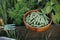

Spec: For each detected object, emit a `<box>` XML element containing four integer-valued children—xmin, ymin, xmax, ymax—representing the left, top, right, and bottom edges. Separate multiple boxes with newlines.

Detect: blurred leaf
<box><xmin>14</xmin><ymin>18</ymin><xmax>21</xmax><ymax>25</ymax></box>
<box><xmin>8</xmin><ymin>1</ymin><xmax>30</xmax><ymax>25</ymax></box>
<box><xmin>52</xmin><ymin>13</ymin><xmax>60</xmax><ymax>24</ymax></box>
<box><xmin>41</xmin><ymin>1</ymin><xmax>52</xmax><ymax>14</ymax></box>
<box><xmin>52</xmin><ymin>3</ymin><xmax>60</xmax><ymax>24</ymax></box>
<box><xmin>53</xmin><ymin>4</ymin><xmax>60</xmax><ymax>13</ymax></box>
<box><xmin>38</xmin><ymin>0</ymin><xmax>42</xmax><ymax>3</ymax></box>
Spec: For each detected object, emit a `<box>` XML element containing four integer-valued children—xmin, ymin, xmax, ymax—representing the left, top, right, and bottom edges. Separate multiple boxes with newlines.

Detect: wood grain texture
<box><xmin>0</xmin><ymin>24</ymin><xmax>60</xmax><ymax>40</ymax></box>
<box><xmin>16</xmin><ymin>24</ymin><xmax>60</xmax><ymax>40</ymax></box>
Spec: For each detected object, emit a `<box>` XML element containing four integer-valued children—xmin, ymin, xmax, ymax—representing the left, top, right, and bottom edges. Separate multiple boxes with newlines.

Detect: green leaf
<box><xmin>42</xmin><ymin>2</ymin><xmax>52</xmax><ymax>14</ymax></box>
<box><xmin>38</xmin><ymin>0</ymin><xmax>42</xmax><ymax>3</ymax></box>
<box><xmin>52</xmin><ymin>3</ymin><xmax>60</xmax><ymax>24</ymax></box>
<box><xmin>53</xmin><ymin>4</ymin><xmax>60</xmax><ymax>14</ymax></box>
<box><xmin>52</xmin><ymin>13</ymin><xmax>60</xmax><ymax>24</ymax></box>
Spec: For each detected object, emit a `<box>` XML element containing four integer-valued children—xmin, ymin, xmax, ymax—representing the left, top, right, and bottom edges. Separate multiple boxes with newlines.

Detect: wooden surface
<box><xmin>0</xmin><ymin>24</ymin><xmax>60</xmax><ymax>40</ymax></box>
<box><xmin>16</xmin><ymin>24</ymin><xmax>60</xmax><ymax>40</ymax></box>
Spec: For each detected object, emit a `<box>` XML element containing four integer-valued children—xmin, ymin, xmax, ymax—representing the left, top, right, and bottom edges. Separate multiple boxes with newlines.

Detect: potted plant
<box><xmin>23</xmin><ymin>10</ymin><xmax>52</xmax><ymax>32</ymax></box>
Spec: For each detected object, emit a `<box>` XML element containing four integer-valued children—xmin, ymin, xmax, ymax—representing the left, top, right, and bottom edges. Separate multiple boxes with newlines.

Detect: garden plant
<box><xmin>0</xmin><ymin>0</ymin><xmax>60</xmax><ymax>40</ymax></box>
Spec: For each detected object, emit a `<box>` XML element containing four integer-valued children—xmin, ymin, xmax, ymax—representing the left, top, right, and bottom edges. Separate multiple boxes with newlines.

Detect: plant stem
<box><xmin>5</xmin><ymin>30</ymin><xmax>10</xmax><ymax>37</ymax></box>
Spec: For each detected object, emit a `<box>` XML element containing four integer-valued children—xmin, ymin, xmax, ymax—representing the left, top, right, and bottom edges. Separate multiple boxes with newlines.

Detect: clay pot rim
<box><xmin>23</xmin><ymin>10</ymin><xmax>52</xmax><ymax>29</ymax></box>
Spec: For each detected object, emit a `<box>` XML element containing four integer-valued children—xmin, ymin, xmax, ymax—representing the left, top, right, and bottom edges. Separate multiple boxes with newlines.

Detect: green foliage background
<box><xmin>0</xmin><ymin>0</ymin><xmax>60</xmax><ymax>25</ymax></box>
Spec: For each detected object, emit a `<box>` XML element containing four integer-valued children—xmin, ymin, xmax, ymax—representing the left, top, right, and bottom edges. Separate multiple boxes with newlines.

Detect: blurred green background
<box><xmin>0</xmin><ymin>0</ymin><xmax>60</xmax><ymax>25</ymax></box>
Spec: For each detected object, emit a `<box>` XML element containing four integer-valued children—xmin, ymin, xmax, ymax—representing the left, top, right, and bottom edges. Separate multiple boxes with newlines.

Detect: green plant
<box><xmin>26</xmin><ymin>12</ymin><xmax>50</xmax><ymax>27</ymax></box>
<box><xmin>0</xmin><ymin>0</ymin><xmax>60</xmax><ymax>25</ymax></box>
<box><xmin>51</xmin><ymin>0</ymin><xmax>60</xmax><ymax>24</ymax></box>
<box><xmin>3</xmin><ymin>24</ymin><xmax>20</xmax><ymax>40</ymax></box>
<box><xmin>0</xmin><ymin>0</ymin><xmax>7</xmax><ymax>24</ymax></box>
<box><xmin>3</xmin><ymin>24</ymin><xmax>16</xmax><ymax>38</ymax></box>
<box><xmin>8</xmin><ymin>0</ymin><xmax>43</xmax><ymax>25</ymax></box>
<box><xmin>40</xmin><ymin>0</ymin><xmax>60</xmax><ymax>24</ymax></box>
<box><xmin>8</xmin><ymin>0</ymin><xmax>29</xmax><ymax>25</ymax></box>
<box><xmin>0</xmin><ymin>0</ymin><xmax>14</xmax><ymax>24</ymax></box>
<box><xmin>0</xmin><ymin>0</ymin><xmax>50</xmax><ymax>25</ymax></box>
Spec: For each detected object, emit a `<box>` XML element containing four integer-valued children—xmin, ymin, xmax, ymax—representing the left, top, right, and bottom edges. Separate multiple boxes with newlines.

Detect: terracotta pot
<box><xmin>23</xmin><ymin>10</ymin><xmax>52</xmax><ymax>32</ymax></box>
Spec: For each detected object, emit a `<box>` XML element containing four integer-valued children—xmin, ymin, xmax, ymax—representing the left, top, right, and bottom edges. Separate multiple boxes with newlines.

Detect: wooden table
<box><xmin>16</xmin><ymin>24</ymin><xmax>60</xmax><ymax>40</ymax></box>
<box><xmin>0</xmin><ymin>24</ymin><xmax>60</xmax><ymax>40</ymax></box>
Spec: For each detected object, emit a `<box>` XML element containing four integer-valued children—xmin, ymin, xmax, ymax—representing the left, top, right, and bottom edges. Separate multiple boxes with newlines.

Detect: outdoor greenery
<box><xmin>8</xmin><ymin>1</ymin><xmax>29</xmax><ymax>25</ymax></box>
<box><xmin>26</xmin><ymin>12</ymin><xmax>50</xmax><ymax>27</ymax></box>
<box><xmin>0</xmin><ymin>0</ymin><xmax>60</xmax><ymax>25</ymax></box>
<box><xmin>41</xmin><ymin>0</ymin><xmax>60</xmax><ymax>24</ymax></box>
<box><xmin>0</xmin><ymin>0</ymin><xmax>60</xmax><ymax>40</ymax></box>
<box><xmin>0</xmin><ymin>0</ymin><xmax>7</xmax><ymax>24</ymax></box>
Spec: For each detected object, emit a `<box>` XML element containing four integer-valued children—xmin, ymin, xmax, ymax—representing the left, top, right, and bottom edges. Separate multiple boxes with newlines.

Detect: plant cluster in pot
<box><xmin>23</xmin><ymin>10</ymin><xmax>52</xmax><ymax>32</ymax></box>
